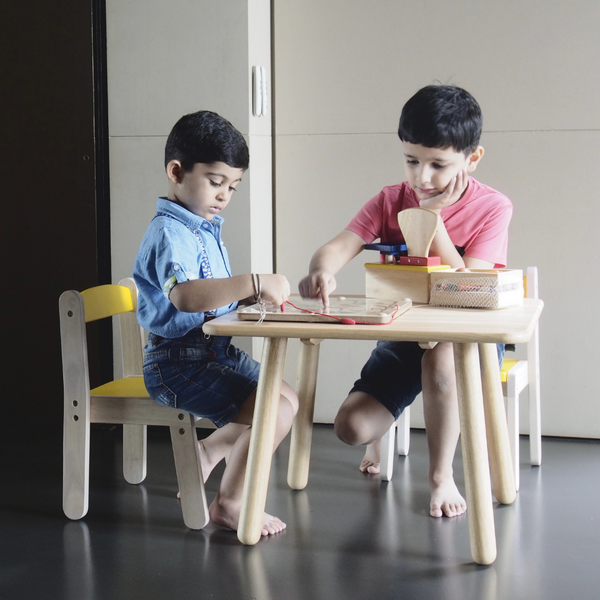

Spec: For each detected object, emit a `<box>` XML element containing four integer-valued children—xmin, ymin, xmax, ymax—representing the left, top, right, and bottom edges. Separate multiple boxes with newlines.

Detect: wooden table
<box><xmin>203</xmin><ymin>298</ymin><xmax>544</xmax><ymax>564</ymax></box>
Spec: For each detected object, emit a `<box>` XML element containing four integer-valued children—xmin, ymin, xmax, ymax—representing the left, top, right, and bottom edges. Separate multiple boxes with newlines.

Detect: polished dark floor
<box><xmin>2</xmin><ymin>424</ymin><xmax>600</xmax><ymax>600</ymax></box>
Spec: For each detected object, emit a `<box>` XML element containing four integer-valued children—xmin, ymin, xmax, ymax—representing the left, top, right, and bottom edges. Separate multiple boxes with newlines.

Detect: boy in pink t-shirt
<box><xmin>299</xmin><ymin>85</ymin><xmax>512</xmax><ymax>518</ymax></box>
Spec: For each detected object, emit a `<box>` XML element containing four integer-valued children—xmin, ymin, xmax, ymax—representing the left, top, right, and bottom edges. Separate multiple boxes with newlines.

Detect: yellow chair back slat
<box><xmin>91</xmin><ymin>376</ymin><xmax>149</xmax><ymax>398</ymax></box>
<box><xmin>81</xmin><ymin>284</ymin><xmax>134</xmax><ymax>323</ymax></box>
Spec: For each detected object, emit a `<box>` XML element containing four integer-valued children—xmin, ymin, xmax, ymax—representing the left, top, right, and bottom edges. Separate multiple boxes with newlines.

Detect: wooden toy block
<box><xmin>399</xmin><ymin>256</ymin><xmax>442</xmax><ymax>266</ymax></box>
<box><xmin>363</xmin><ymin>243</ymin><xmax>407</xmax><ymax>264</ymax></box>
<box><xmin>365</xmin><ymin>262</ymin><xmax>451</xmax><ymax>304</ymax></box>
<box><xmin>397</xmin><ymin>208</ymin><xmax>440</xmax><ymax>257</ymax></box>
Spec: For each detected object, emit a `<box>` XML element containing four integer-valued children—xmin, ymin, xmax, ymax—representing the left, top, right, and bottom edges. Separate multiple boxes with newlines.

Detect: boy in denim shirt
<box><xmin>299</xmin><ymin>85</ymin><xmax>512</xmax><ymax>518</ymax></box>
<box><xmin>134</xmin><ymin>111</ymin><xmax>298</xmax><ymax>536</ymax></box>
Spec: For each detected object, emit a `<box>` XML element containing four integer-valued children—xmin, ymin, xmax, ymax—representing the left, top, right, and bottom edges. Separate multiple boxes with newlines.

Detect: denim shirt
<box><xmin>133</xmin><ymin>198</ymin><xmax>237</xmax><ymax>338</ymax></box>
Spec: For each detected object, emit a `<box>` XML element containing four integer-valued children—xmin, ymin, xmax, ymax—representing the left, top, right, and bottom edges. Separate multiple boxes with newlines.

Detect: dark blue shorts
<box><xmin>350</xmin><ymin>341</ymin><xmax>505</xmax><ymax>420</ymax></box>
<box><xmin>142</xmin><ymin>329</ymin><xmax>260</xmax><ymax>427</ymax></box>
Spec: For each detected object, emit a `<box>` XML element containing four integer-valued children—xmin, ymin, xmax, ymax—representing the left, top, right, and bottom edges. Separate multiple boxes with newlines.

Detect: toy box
<box><xmin>429</xmin><ymin>269</ymin><xmax>524</xmax><ymax>309</ymax></box>
<box><xmin>365</xmin><ymin>262</ymin><xmax>451</xmax><ymax>304</ymax></box>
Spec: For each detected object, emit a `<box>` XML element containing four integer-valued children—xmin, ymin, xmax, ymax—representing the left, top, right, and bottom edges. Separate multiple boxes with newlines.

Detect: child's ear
<box><xmin>166</xmin><ymin>160</ymin><xmax>185</xmax><ymax>184</ymax></box>
<box><xmin>466</xmin><ymin>146</ymin><xmax>484</xmax><ymax>173</ymax></box>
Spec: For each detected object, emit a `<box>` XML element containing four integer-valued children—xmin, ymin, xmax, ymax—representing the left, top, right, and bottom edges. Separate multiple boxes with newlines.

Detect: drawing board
<box><xmin>236</xmin><ymin>294</ymin><xmax>412</xmax><ymax>324</ymax></box>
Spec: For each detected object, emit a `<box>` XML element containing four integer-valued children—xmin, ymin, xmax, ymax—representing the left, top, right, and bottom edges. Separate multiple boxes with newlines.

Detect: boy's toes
<box><xmin>261</xmin><ymin>514</ymin><xmax>286</xmax><ymax>536</ymax></box>
<box><xmin>360</xmin><ymin>458</ymin><xmax>380</xmax><ymax>474</ymax></box>
<box><xmin>429</xmin><ymin>478</ymin><xmax>467</xmax><ymax>518</ymax></box>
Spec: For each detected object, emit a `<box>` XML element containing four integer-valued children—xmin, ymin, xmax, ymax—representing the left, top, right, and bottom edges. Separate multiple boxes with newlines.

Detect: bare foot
<box><xmin>209</xmin><ymin>495</ymin><xmax>286</xmax><ymax>536</ymax></box>
<box><xmin>359</xmin><ymin>439</ymin><xmax>381</xmax><ymax>474</ymax></box>
<box><xmin>429</xmin><ymin>475</ymin><xmax>467</xmax><ymax>518</ymax></box>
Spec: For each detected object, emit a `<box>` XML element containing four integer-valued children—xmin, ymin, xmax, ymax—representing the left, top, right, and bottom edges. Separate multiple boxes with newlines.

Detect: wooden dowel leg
<box><xmin>479</xmin><ymin>343</ymin><xmax>516</xmax><ymax>505</ymax></box>
<box><xmin>454</xmin><ymin>342</ymin><xmax>497</xmax><ymax>565</ymax></box>
<box><xmin>288</xmin><ymin>339</ymin><xmax>322</xmax><ymax>490</ymax></box>
<box><xmin>238</xmin><ymin>337</ymin><xmax>288</xmax><ymax>545</ymax></box>
<box><xmin>123</xmin><ymin>424</ymin><xmax>147</xmax><ymax>484</ymax></box>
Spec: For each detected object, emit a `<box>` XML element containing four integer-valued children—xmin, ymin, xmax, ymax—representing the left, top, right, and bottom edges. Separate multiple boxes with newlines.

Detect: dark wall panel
<box><xmin>2</xmin><ymin>2</ymin><xmax>101</xmax><ymax>427</ymax></box>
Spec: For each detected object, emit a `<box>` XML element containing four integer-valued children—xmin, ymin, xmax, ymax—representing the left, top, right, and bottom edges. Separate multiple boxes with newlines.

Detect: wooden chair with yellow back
<box><xmin>60</xmin><ymin>278</ymin><xmax>209</xmax><ymax>528</ymax></box>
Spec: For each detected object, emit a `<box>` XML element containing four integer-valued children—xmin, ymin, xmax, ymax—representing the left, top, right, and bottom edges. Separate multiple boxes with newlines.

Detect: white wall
<box><xmin>107</xmin><ymin>0</ymin><xmax>273</xmax><ymax>366</ymax></box>
<box><xmin>273</xmin><ymin>0</ymin><xmax>600</xmax><ymax>437</ymax></box>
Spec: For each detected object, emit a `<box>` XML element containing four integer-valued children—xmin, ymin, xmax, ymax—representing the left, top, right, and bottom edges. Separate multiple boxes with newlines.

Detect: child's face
<box><xmin>402</xmin><ymin>142</ymin><xmax>483</xmax><ymax>203</ymax></box>
<box><xmin>167</xmin><ymin>161</ymin><xmax>244</xmax><ymax>220</ymax></box>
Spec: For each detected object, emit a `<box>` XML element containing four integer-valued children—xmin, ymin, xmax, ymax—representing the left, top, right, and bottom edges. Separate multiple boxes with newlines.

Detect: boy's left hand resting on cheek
<box><xmin>419</xmin><ymin>168</ymin><xmax>469</xmax><ymax>213</ymax></box>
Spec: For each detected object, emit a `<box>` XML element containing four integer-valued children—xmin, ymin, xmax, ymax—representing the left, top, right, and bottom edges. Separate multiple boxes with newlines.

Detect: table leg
<box><xmin>453</xmin><ymin>342</ymin><xmax>497</xmax><ymax>565</ymax></box>
<box><xmin>287</xmin><ymin>339</ymin><xmax>322</xmax><ymax>490</ymax></box>
<box><xmin>238</xmin><ymin>337</ymin><xmax>288</xmax><ymax>545</ymax></box>
<box><xmin>479</xmin><ymin>343</ymin><xmax>516</xmax><ymax>505</ymax></box>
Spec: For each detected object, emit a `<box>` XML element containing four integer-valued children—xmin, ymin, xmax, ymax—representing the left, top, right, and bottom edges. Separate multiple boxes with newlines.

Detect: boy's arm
<box><xmin>419</xmin><ymin>169</ymin><xmax>491</xmax><ymax>269</ymax></box>
<box><xmin>298</xmin><ymin>229</ymin><xmax>365</xmax><ymax>306</ymax></box>
<box><xmin>463</xmin><ymin>256</ymin><xmax>494</xmax><ymax>269</ymax></box>
<box><xmin>429</xmin><ymin>216</ymin><xmax>494</xmax><ymax>270</ymax></box>
<box><xmin>170</xmin><ymin>273</ymin><xmax>290</xmax><ymax>313</ymax></box>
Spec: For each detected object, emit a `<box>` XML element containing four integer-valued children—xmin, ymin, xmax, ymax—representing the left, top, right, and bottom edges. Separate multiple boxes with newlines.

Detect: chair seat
<box><xmin>500</xmin><ymin>358</ymin><xmax>520</xmax><ymax>383</ymax></box>
<box><xmin>91</xmin><ymin>376</ymin><xmax>149</xmax><ymax>397</ymax></box>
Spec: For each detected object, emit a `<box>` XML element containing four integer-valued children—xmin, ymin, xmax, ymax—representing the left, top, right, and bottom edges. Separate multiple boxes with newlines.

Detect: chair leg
<box><xmin>526</xmin><ymin>267</ymin><xmax>542</xmax><ymax>467</ymax></box>
<box><xmin>380</xmin><ymin>422</ymin><xmax>396</xmax><ymax>482</ymax></box>
<box><xmin>506</xmin><ymin>375</ymin><xmax>521</xmax><ymax>492</ymax></box>
<box><xmin>529</xmin><ymin>385</ymin><xmax>542</xmax><ymax>466</ymax></box>
<box><xmin>396</xmin><ymin>406</ymin><xmax>411</xmax><ymax>456</ymax></box>
<box><xmin>528</xmin><ymin>336</ymin><xmax>542</xmax><ymax>467</ymax></box>
<box><xmin>170</xmin><ymin>414</ymin><xmax>209</xmax><ymax>530</ymax></box>
<box><xmin>381</xmin><ymin>406</ymin><xmax>411</xmax><ymax>482</ymax></box>
<box><xmin>123</xmin><ymin>424</ymin><xmax>147</xmax><ymax>484</ymax></box>
<box><xmin>63</xmin><ymin>404</ymin><xmax>90</xmax><ymax>520</ymax></box>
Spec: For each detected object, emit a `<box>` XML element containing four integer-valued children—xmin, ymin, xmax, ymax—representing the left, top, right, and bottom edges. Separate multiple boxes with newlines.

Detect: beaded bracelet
<box><xmin>256</xmin><ymin>274</ymin><xmax>262</xmax><ymax>299</ymax></box>
<box><xmin>251</xmin><ymin>273</ymin><xmax>267</xmax><ymax>323</ymax></box>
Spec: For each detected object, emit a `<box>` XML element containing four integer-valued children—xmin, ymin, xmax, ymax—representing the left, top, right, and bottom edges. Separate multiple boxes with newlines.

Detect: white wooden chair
<box><xmin>380</xmin><ymin>266</ymin><xmax>541</xmax><ymax>491</ymax></box>
<box><xmin>60</xmin><ymin>278</ymin><xmax>209</xmax><ymax>528</ymax></box>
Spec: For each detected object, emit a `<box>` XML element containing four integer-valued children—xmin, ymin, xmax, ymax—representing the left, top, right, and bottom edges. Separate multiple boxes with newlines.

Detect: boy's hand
<box><xmin>298</xmin><ymin>272</ymin><xmax>337</xmax><ymax>307</ymax></box>
<box><xmin>260</xmin><ymin>274</ymin><xmax>291</xmax><ymax>306</ymax></box>
<box><xmin>419</xmin><ymin>168</ymin><xmax>469</xmax><ymax>213</ymax></box>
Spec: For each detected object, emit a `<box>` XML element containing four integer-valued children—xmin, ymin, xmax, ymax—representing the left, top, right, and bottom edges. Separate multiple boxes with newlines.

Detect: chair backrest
<box><xmin>115</xmin><ymin>278</ymin><xmax>144</xmax><ymax>378</ymax></box>
<box><xmin>500</xmin><ymin>267</ymin><xmax>539</xmax><ymax>381</ymax></box>
<box><xmin>524</xmin><ymin>266</ymin><xmax>540</xmax><ymax>380</ymax></box>
<box><xmin>80</xmin><ymin>284</ymin><xmax>134</xmax><ymax>323</ymax></box>
<box><xmin>59</xmin><ymin>279</ymin><xmax>144</xmax><ymax>401</ymax></box>
<box><xmin>524</xmin><ymin>266</ymin><xmax>539</xmax><ymax>300</ymax></box>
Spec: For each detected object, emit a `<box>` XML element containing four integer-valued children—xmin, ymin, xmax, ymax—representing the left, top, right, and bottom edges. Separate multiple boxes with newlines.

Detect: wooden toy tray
<box><xmin>237</xmin><ymin>294</ymin><xmax>411</xmax><ymax>324</ymax></box>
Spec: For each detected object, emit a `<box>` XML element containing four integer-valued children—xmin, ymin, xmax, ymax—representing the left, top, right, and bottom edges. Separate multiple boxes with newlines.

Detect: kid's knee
<box><xmin>333</xmin><ymin>407</ymin><xmax>363</xmax><ymax>446</ymax></box>
<box><xmin>281</xmin><ymin>382</ymin><xmax>299</xmax><ymax>416</ymax></box>
<box><xmin>422</xmin><ymin>343</ymin><xmax>456</xmax><ymax>393</ymax></box>
<box><xmin>276</xmin><ymin>393</ymin><xmax>298</xmax><ymax>434</ymax></box>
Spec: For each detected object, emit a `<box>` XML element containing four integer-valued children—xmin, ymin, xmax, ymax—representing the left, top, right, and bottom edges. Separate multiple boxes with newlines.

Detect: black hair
<box><xmin>398</xmin><ymin>85</ymin><xmax>482</xmax><ymax>154</ymax></box>
<box><xmin>164</xmin><ymin>110</ymin><xmax>249</xmax><ymax>172</ymax></box>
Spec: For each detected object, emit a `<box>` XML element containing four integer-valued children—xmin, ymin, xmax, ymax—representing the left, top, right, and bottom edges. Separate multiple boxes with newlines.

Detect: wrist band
<box><xmin>252</xmin><ymin>274</ymin><xmax>267</xmax><ymax>324</ymax></box>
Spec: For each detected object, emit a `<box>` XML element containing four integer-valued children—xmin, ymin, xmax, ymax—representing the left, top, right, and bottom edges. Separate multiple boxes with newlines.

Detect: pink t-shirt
<box><xmin>346</xmin><ymin>178</ymin><xmax>513</xmax><ymax>268</ymax></box>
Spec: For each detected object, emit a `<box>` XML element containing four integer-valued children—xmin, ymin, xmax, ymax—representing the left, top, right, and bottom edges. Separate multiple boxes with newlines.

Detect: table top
<box><xmin>203</xmin><ymin>299</ymin><xmax>544</xmax><ymax>345</ymax></box>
